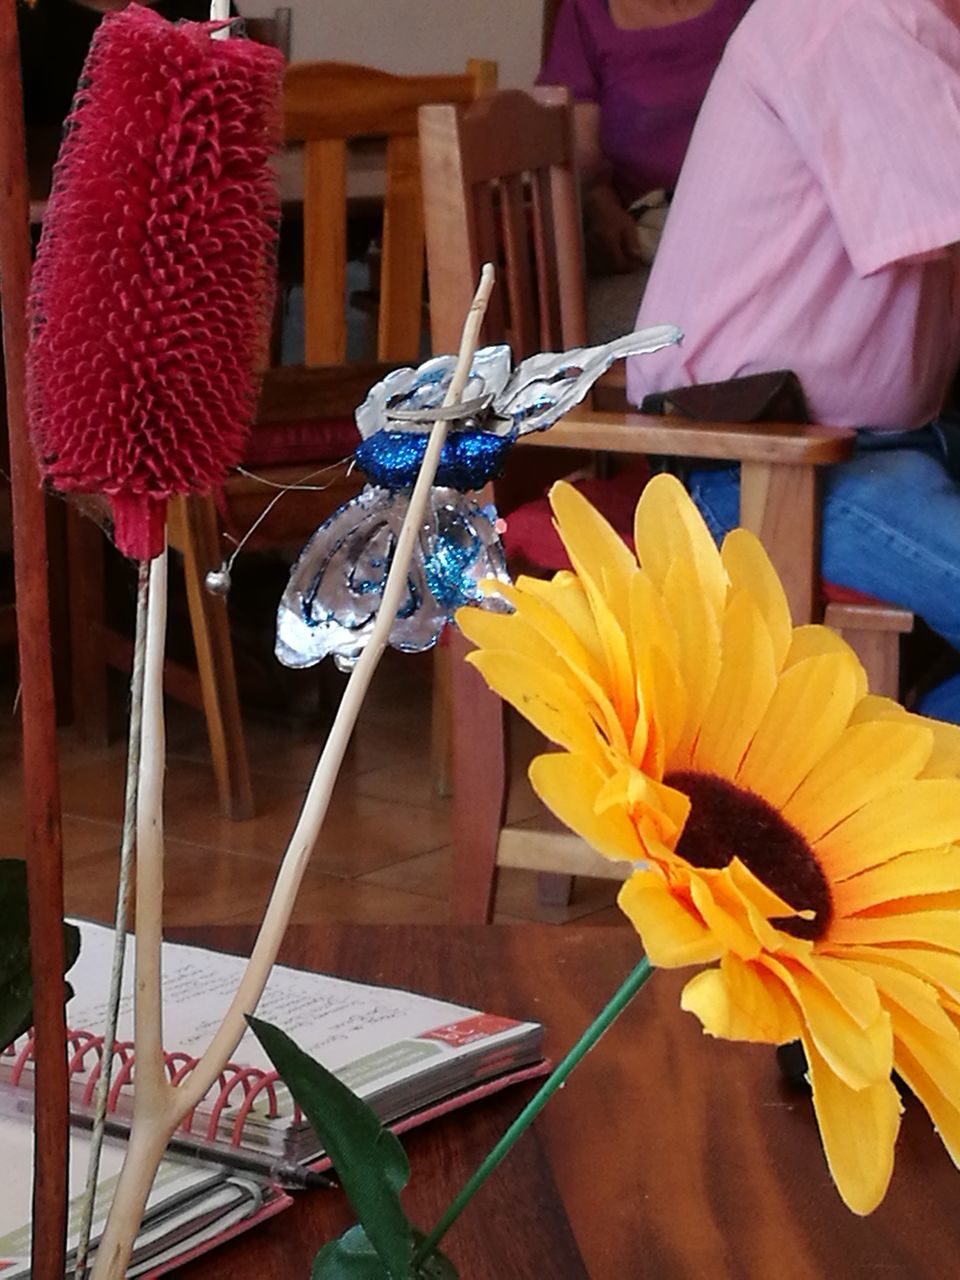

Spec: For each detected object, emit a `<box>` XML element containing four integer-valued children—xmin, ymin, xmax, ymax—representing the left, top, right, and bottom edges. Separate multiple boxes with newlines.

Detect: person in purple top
<box><xmin>539</xmin><ymin>0</ymin><xmax>751</xmax><ymax>275</ymax></box>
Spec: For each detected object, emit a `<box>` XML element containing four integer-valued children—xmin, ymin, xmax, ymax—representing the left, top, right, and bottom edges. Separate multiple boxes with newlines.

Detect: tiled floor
<box><xmin>0</xmin><ymin>643</ymin><xmax>624</xmax><ymax>930</ymax></box>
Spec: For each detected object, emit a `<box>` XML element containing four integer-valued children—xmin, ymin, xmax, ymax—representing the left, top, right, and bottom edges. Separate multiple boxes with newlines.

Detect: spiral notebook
<box><xmin>0</xmin><ymin>1092</ymin><xmax>292</xmax><ymax>1278</ymax></box>
<box><xmin>3</xmin><ymin>921</ymin><xmax>547</xmax><ymax>1178</ymax></box>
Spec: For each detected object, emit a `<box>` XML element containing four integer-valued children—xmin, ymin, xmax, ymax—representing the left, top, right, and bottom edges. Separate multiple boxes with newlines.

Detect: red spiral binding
<box><xmin>8</xmin><ymin>1028</ymin><xmax>304</xmax><ymax>1151</ymax></box>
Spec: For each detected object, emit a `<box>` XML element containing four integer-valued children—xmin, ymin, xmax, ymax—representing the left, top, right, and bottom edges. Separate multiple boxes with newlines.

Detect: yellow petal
<box><xmin>785</xmin><ymin>625</ymin><xmax>868</xmax><ymax>698</ymax></box>
<box><xmin>580</xmin><ymin>573</ymin><xmax>638</xmax><ymax>744</ymax></box>
<box><xmin>617</xmin><ymin>870</ymin><xmax>723</xmax><ymax>967</ymax></box>
<box><xmin>687</xmin><ymin>872</ymin><xmax>764</xmax><ymax>961</ymax></box>
<box><xmin>661</xmin><ymin>556</ymin><xmax>722</xmax><ymax>767</ymax></box>
<box><xmin>549</xmin><ymin>480</ymin><xmax>636</xmax><ymax>630</ymax></box>
<box><xmin>680</xmin><ymin>954</ymin><xmax>801</xmax><ymax>1043</ymax></box>
<box><xmin>637</xmin><ymin>642</ymin><xmax>687</xmax><ymax>776</ymax></box>
<box><xmin>849</xmin><ymin>693</ymin><xmax>960</xmax><ymax>779</ymax></box>
<box><xmin>863</xmin><ymin>967</ymin><xmax>960</xmax><ymax>1165</ymax></box>
<box><xmin>458</xmin><ymin>606</ymin><xmax>599</xmax><ymax>713</ymax></box>
<box><xmin>527</xmin><ymin>752</ymin><xmax>644</xmax><ymax>863</ymax></box>
<box><xmin>737</xmin><ymin>654</ymin><xmax>860</xmax><ymax>809</ymax></box>
<box><xmin>628</xmin><ymin>568</ymin><xmax>679</xmax><ymax>669</ymax></box>
<box><xmin>466</xmin><ymin>649</ymin><xmax>604</xmax><ymax>759</ymax></box>
<box><xmin>692</xmin><ymin>590</ymin><xmax>778</xmax><ymax>777</ymax></box>
<box><xmin>801</xmin><ymin>1031</ymin><xmax>902</xmax><ymax>1215</ymax></box>
<box><xmin>827</xmin><ymin>911</ymin><xmax>960</xmax><ymax>953</ymax></box>
<box><xmin>781</xmin><ymin>720</ymin><xmax>935</xmax><ymax>845</ymax></box>
<box><xmin>882</xmin><ymin>890</ymin><xmax>960</xmax><ymax>916</ymax></box>
<box><xmin>832</xmin><ymin>846</ymin><xmax>960</xmax><ymax>917</ymax></box>
<box><xmin>801</xmin><ymin>953</ymin><xmax>884</xmax><ymax>1030</ymax></box>
<box><xmin>849</xmin><ymin>958</ymin><xmax>960</xmax><ymax>1044</ymax></box>
<box><xmin>521</xmin><ymin>572</ymin><xmax>605</xmax><ymax>667</ymax></box>
<box><xmin>594</xmin><ymin>767</ymin><xmax>690</xmax><ymax>850</ymax></box>
<box><xmin>633</xmin><ymin>473</ymin><xmax>727</xmax><ymax>622</ymax></box>
<box><xmin>704</xmin><ymin>861</ymin><xmax>811</xmax><ymax>954</ymax></box>
<box><xmin>628</xmin><ymin>570</ymin><xmax>681</xmax><ymax>770</ymax></box>
<box><xmin>488</xmin><ymin>580</ymin><xmax>631</xmax><ymax>757</ymax></box>
<box><xmin>894</xmin><ymin>1042</ymin><xmax>960</xmax><ymax>1169</ymax></box>
<box><xmin>764</xmin><ymin>956</ymin><xmax>892</xmax><ymax>1089</ymax></box>
<box><xmin>832</xmin><ymin>946</ymin><xmax>960</xmax><ymax>1004</ymax></box>
<box><xmin>720</xmin><ymin>527</ymin><xmax>793</xmax><ymax>669</ymax></box>
<box><xmin>815</xmin><ymin>780</ymin><xmax>960</xmax><ymax>881</ymax></box>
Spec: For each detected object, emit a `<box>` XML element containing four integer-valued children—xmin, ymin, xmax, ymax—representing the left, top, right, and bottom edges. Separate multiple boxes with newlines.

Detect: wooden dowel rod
<box><xmin>0</xmin><ymin>2</ymin><xmax>69</xmax><ymax>1277</ymax></box>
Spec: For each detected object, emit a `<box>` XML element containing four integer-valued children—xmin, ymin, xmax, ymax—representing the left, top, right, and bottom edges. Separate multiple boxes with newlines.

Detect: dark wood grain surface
<box><xmin>167</xmin><ymin>925</ymin><xmax>960</xmax><ymax>1279</ymax></box>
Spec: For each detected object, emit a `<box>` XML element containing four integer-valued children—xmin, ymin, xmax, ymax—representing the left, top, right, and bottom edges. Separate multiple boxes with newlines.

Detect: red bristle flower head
<box><xmin>28</xmin><ymin>7</ymin><xmax>283</xmax><ymax>560</ymax></box>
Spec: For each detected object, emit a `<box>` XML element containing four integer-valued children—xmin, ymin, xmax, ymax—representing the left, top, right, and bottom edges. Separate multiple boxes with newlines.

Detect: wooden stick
<box><xmin>89</xmin><ymin>265</ymin><xmax>495</xmax><ymax>1279</ymax></box>
<box><xmin>0</xmin><ymin>5</ymin><xmax>69</xmax><ymax>1277</ymax></box>
<box><xmin>75</xmin><ymin>561</ymin><xmax>150</xmax><ymax>1279</ymax></box>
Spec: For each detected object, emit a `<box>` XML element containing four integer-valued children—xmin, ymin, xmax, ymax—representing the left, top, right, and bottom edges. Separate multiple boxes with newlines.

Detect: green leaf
<box><xmin>248</xmin><ymin>1015</ymin><xmax>420</xmax><ymax>1280</ymax></box>
<box><xmin>312</xmin><ymin>1227</ymin><xmax>458</xmax><ymax>1280</ymax></box>
<box><xmin>0</xmin><ymin>860</ymin><xmax>81</xmax><ymax>1051</ymax></box>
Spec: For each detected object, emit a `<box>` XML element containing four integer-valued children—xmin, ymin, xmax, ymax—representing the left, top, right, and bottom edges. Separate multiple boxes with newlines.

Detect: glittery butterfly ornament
<box><xmin>276</xmin><ymin>325</ymin><xmax>681</xmax><ymax>671</ymax></box>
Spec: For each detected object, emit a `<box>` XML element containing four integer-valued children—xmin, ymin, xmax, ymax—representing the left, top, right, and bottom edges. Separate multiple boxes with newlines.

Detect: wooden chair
<box><xmin>68</xmin><ymin>58</ymin><xmax>496</xmax><ymax>820</ymax></box>
<box><xmin>418</xmin><ymin>87</ymin><xmax>913</xmax><ymax>922</ymax></box>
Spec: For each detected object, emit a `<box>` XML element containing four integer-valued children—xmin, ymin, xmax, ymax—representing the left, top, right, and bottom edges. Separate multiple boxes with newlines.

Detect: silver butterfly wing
<box><xmin>492</xmin><ymin>324</ymin><xmax>682</xmax><ymax>435</ymax></box>
<box><xmin>276</xmin><ymin>486</ymin><xmax>510</xmax><ymax>672</ymax></box>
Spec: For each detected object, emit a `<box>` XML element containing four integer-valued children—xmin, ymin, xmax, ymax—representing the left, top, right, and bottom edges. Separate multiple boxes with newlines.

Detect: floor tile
<box><xmin>1</xmin><ymin>639</ymin><xmax>618</xmax><ymax>929</ymax></box>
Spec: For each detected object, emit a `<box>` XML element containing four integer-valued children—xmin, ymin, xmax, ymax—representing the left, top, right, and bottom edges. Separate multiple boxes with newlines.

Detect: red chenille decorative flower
<box><xmin>28</xmin><ymin>6</ymin><xmax>282</xmax><ymax>560</ymax></box>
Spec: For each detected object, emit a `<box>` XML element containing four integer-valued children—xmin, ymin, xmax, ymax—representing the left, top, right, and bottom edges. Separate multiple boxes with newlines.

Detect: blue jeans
<box><xmin>686</xmin><ymin>425</ymin><xmax>960</xmax><ymax>723</ymax></box>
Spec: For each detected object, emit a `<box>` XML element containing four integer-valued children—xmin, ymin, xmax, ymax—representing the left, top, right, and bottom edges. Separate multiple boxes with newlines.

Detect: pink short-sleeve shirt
<box><xmin>626</xmin><ymin>0</ymin><xmax>960</xmax><ymax>428</ymax></box>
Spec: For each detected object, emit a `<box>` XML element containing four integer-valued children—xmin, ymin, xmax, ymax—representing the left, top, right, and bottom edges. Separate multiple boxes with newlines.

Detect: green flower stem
<box><xmin>412</xmin><ymin>955</ymin><xmax>655</xmax><ymax>1269</ymax></box>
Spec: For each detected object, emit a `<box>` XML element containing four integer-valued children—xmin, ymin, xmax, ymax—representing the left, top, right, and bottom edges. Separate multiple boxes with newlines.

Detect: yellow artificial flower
<box><xmin>457</xmin><ymin>474</ymin><xmax>960</xmax><ymax>1216</ymax></box>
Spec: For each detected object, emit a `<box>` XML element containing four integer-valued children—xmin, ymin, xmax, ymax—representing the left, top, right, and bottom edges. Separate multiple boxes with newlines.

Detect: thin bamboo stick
<box><xmin>0</xmin><ymin>4</ymin><xmax>69</xmax><ymax>1277</ymax></box>
<box><xmin>89</xmin><ymin>266</ymin><xmax>495</xmax><ymax>1279</ymax></box>
<box><xmin>75</xmin><ymin>562</ymin><xmax>150</xmax><ymax>1279</ymax></box>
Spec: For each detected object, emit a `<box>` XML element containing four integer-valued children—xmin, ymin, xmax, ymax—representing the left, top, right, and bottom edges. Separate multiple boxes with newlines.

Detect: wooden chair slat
<box><xmin>379</xmin><ymin>134</ymin><xmax>426</xmax><ymax>361</ymax></box>
<box><xmin>499</xmin><ymin>171</ymin><xmax>537</xmax><ymax>358</ymax></box>
<box><xmin>303</xmin><ymin>138</ymin><xmax>347</xmax><ymax>365</ymax></box>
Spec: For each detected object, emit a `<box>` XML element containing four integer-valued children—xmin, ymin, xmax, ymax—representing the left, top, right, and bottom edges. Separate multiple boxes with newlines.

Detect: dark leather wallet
<box><xmin>640</xmin><ymin>369</ymin><xmax>810</xmax><ymax>425</ymax></box>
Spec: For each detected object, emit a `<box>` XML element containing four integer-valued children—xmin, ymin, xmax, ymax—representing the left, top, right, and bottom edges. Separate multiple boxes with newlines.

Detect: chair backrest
<box><xmin>419</xmin><ymin>87</ymin><xmax>587</xmax><ymax>360</ymax></box>
<box><xmin>245</xmin><ymin>6</ymin><xmax>292</xmax><ymax>61</ymax></box>
<box><xmin>283</xmin><ymin>60</ymin><xmax>496</xmax><ymax>367</ymax></box>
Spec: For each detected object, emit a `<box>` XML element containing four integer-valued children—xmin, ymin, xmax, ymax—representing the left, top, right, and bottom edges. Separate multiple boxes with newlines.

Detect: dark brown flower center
<box><xmin>664</xmin><ymin>770</ymin><xmax>831</xmax><ymax>940</ymax></box>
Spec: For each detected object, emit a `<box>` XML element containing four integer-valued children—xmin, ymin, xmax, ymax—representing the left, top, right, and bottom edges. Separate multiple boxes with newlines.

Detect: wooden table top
<box><xmin>167</xmin><ymin>923</ymin><xmax>960</xmax><ymax>1279</ymax></box>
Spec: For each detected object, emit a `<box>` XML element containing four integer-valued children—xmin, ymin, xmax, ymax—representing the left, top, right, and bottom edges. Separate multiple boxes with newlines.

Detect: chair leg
<box><xmin>450</xmin><ymin>628</ymin><xmax>505</xmax><ymax>923</ymax></box>
<box><xmin>823</xmin><ymin>601</ymin><xmax>913</xmax><ymax>701</ymax></box>
<box><xmin>830</xmin><ymin>625</ymin><xmax>902</xmax><ymax>700</ymax></box>
<box><xmin>430</xmin><ymin>639</ymin><xmax>453</xmax><ymax>798</ymax></box>
<box><xmin>169</xmin><ymin>496</ymin><xmax>254</xmax><ymax>821</ymax></box>
<box><xmin>537</xmin><ymin>872</ymin><xmax>575</xmax><ymax>907</ymax></box>
<box><xmin>66</xmin><ymin>505</ymin><xmax>110</xmax><ymax>745</ymax></box>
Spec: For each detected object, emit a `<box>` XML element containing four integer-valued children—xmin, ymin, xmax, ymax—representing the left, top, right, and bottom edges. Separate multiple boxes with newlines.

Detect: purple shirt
<box><xmin>537</xmin><ymin>0</ymin><xmax>752</xmax><ymax>202</ymax></box>
<box><xmin>627</xmin><ymin>0</ymin><xmax>960</xmax><ymax>429</ymax></box>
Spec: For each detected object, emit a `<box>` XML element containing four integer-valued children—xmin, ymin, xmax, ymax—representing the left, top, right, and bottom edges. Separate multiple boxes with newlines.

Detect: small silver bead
<box><xmin>204</xmin><ymin>565</ymin><xmax>232</xmax><ymax>596</ymax></box>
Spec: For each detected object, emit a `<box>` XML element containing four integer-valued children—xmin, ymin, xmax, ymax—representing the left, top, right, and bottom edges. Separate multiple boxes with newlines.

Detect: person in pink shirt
<box><xmin>626</xmin><ymin>0</ymin><xmax>960</xmax><ymax>723</ymax></box>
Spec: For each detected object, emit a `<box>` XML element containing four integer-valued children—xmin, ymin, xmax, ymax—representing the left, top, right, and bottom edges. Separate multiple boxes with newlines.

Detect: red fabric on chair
<box><xmin>821</xmin><ymin>580</ymin><xmax>882</xmax><ymax>606</ymax></box>
<box><xmin>503</xmin><ymin>464</ymin><xmax>891</xmax><ymax>611</ymax></box>
<box><xmin>502</xmin><ymin>463</ymin><xmax>651</xmax><ymax>571</ymax></box>
<box><xmin>242</xmin><ymin>416</ymin><xmax>360</xmax><ymax>468</ymax></box>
